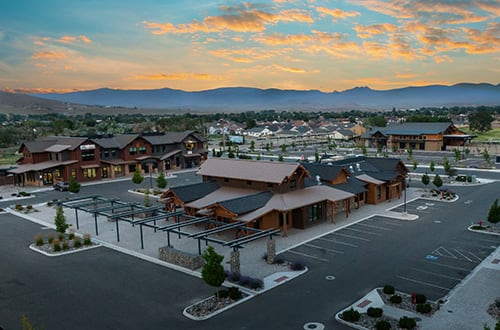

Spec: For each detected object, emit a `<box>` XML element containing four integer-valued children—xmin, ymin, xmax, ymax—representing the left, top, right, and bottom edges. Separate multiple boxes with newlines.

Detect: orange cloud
<box><xmin>144</xmin><ymin>7</ymin><xmax>314</xmax><ymax>35</ymax></box>
<box><xmin>135</xmin><ymin>73</ymin><xmax>219</xmax><ymax>81</ymax></box>
<box><xmin>354</xmin><ymin>23</ymin><xmax>397</xmax><ymax>39</ymax></box>
<box><xmin>273</xmin><ymin>64</ymin><xmax>307</xmax><ymax>73</ymax></box>
<box><xmin>32</xmin><ymin>51</ymin><xmax>68</xmax><ymax>60</ymax></box>
<box><xmin>462</xmin><ymin>22</ymin><xmax>500</xmax><ymax>54</ymax></box>
<box><xmin>316</xmin><ymin>7</ymin><xmax>360</xmax><ymax>20</ymax></box>
<box><xmin>395</xmin><ymin>73</ymin><xmax>417</xmax><ymax>79</ymax></box>
<box><xmin>2</xmin><ymin>87</ymin><xmax>76</xmax><ymax>94</ymax></box>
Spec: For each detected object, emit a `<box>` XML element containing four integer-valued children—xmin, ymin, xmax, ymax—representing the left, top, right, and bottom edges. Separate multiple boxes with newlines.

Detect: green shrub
<box><xmin>47</xmin><ymin>235</ymin><xmax>54</xmax><ymax>244</ymax></box>
<box><xmin>58</xmin><ymin>233</ymin><xmax>65</xmax><ymax>241</ymax></box>
<box><xmin>390</xmin><ymin>295</ymin><xmax>402</xmax><ymax>304</ymax></box>
<box><xmin>35</xmin><ymin>235</ymin><xmax>44</xmax><ymax>246</ymax></box>
<box><xmin>416</xmin><ymin>303</ymin><xmax>432</xmax><ymax>314</ymax></box>
<box><xmin>227</xmin><ymin>287</ymin><xmax>242</xmax><ymax>300</ymax></box>
<box><xmin>375</xmin><ymin>320</ymin><xmax>391</xmax><ymax>330</ymax></box>
<box><xmin>383</xmin><ymin>285</ymin><xmax>395</xmax><ymax>294</ymax></box>
<box><xmin>68</xmin><ymin>232</ymin><xmax>75</xmax><ymax>240</ymax></box>
<box><xmin>217</xmin><ymin>289</ymin><xmax>228</xmax><ymax>299</ymax></box>
<box><xmin>15</xmin><ymin>204</ymin><xmax>23</xmax><ymax>211</ymax></box>
<box><xmin>73</xmin><ymin>236</ymin><xmax>82</xmax><ymax>248</ymax></box>
<box><xmin>47</xmin><ymin>201</ymin><xmax>53</xmax><ymax>207</ymax></box>
<box><xmin>415</xmin><ymin>293</ymin><xmax>427</xmax><ymax>304</ymax></box>
<box><xmin>52</xmin><ymin>239</ymin><xmax>61</xmax><ymax>252</ymax></box>
<box><xmin>340</xmin><ymin>308</ymin><xmax>360</xmax><ymax>322</ymax></box>
<box><xmin>62</xmin><ymin>240</ymin><xmax>70</xmax><ymax>251</ymax></box>
<box><xmin>495</xmin><ymin>320</ymin><xmax>500</xmax><ymax>330</ymax></box>
<box><xmin>83</xmin><ymin>234</ymin><xmax>92</xmax><ymax>246</ymax></box>
<box><xmin>26</xmin><ymin>205</ymin><xmax>33</xmax><ymax>210</ymax></box>
<box><xmin>367</xmin><ymin>307</ymin><xmax>383</xmax><ymax>318</ymax></box>
<box><xmin>399</xmin><ymin>316</ymin><xmax>416</xmax><ymax>329</ymax></box>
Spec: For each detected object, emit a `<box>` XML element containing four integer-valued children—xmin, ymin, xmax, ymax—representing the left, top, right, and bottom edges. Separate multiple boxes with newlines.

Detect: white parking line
<box><xmin>435</xmin><ymin>247</ymin><xmax>458</xmax><ymax>259</ymax></box>
<box><xmin>396</xmin><ymin>275</ymin><xmax>452</xmax><ymax>291</ymax></box>
<box><xmin>318</xmin><ymin>237</ymin><xmax>359</xmax><ymax>248</ymax></box>
<box><xmin>467</xmin><ymin>251</ymin><xmax>484</xmax><ymax>262</ymax></box>
<box><xmin>288</xmin><ymin>250</ymin><xmax>329</xmax><ymax>262</ymax></box>
<box><xmin>422</xmin><ymin>260</ymin><xmax>471</xmax><ymax>272</ymax></box>
<box><xmin>344</xmin><ymin>227</ymin><xmax>382</xmax><ymax>236</ymax></box>
<box><xmin>356</xmin><ymin>222</ymin><xmax>392</xmax><ymax>231</ymax></box>
<box><xmin>304</xmin><ymin>243</ymin><xmax>344</xmax><ymax>255</ymax></box>
<box><xmin>334</xmin><ymin>233</ymin><xmax>371</xmax><ymax>241</ymax></box>
<box><xmin>410</xmin><ymin>268</ymin><xmax>462</xmax><ymax>281</ymax></box>
<box><xmin>453</xmin><ymin>249</ymin><xmax>473</xmax><ymax>262</ymax></box>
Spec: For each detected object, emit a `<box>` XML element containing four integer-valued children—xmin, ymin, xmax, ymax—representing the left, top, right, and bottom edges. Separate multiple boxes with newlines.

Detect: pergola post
<box><xmin>94</xmin><ymin>212</ymin><xmax>99</xmax><ymax>235</ymax></box>
<box><xmin>281</xmin><ymin>211</ymin><xmax>288</xmax><ymax>237</ymax></box>
<box><xmin>115</xmin><ymin>218</ymin><xmax>120</xmax><ymax>242</ymax></box>
<box><xmin>75</xmin><ymin>208</ymin><xmax>79</xmax><ymax>229</ymax></box>
<box><xmin>266</xmin><ymin>238</ymin><xmax>276</xmax><ymax>264</ymax></box>
<box><xmin>331</xmin><ymin>202</ymin><xmax>335</xmax><ymax>224</ymax></box>
<box><xmin>230</xmin><ymin>248</ymin><xmax>240</xmax><ymax>274</ymax></box>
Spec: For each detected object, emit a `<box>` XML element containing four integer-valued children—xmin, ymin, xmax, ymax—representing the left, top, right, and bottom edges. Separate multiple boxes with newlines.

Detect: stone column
<box><xmin>230</xmin><ymin>250</ymin><xmax>240</xmax><ymax>274</ymax></box>
<box><xmin>267</xmin><ymin>239</ymin><xmax>276</xmax><ymax>264</ymax></box>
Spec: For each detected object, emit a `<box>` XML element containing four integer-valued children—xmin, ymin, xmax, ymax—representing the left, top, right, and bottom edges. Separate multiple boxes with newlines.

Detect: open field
<box><xmin>0</xmin><ymin>148</ymin><xmax>18</xmax><ymax>165</ymax></box>
<box><xmin>462</xmin><ymin>127</ymin><xmax>500</xmax><ymax>142</ymax></box>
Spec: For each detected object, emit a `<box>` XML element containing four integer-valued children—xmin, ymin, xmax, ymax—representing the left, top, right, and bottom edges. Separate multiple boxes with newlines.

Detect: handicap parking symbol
<box><xmin>426</xmin><ymin>255</ymin><xmax>438</xmax><ymax>261</ymax></box>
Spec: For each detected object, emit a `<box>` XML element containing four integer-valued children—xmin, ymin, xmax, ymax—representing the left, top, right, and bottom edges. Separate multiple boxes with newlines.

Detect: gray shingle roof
<box><xmin>301</xmin><ymin>163</ymin><xmax>345</xmax><ymax>182</ymax></box>
<box><xmin>169</xmin><ymin>181</ymin><xmax>220</xmax><ymax>203</ymax></box>
<box><xmin>217</xmin><ymin>191</ymin><xmax>273</xmax><ymax>215</ymax></box>
<box><xmin>365</xmin><ymin>122</ymin><xmax>454</xmax><ymax>137</ymax></box>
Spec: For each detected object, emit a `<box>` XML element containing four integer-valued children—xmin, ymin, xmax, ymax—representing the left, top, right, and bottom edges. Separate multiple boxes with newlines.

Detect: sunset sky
<box><xmin>1</xmin><ymin>0</ymin><xmax>499</xmax><ymax>93</ymax></box>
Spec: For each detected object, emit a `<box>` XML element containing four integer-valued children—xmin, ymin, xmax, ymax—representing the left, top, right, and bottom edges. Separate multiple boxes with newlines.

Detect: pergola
<box><xmin>60</xmin><ymin>195</ymin><xmax>280</xmax><ymax>253</ymax></box>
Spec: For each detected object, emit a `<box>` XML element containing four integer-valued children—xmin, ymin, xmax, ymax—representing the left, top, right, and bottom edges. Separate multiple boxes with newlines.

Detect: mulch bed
<box><xmin>487</xmin><ymin>298</ymin><xmax>500</xmax><ymax>321</ymax></box>
<box><xmin>185</xmin><ymin>292</ymin><xmax>249</xmax><ymax>318</ymax></box>
<box><xmin>377</xmin><ymin>289</ymin><xmax>440</xmax><ymax>316</ymax></box>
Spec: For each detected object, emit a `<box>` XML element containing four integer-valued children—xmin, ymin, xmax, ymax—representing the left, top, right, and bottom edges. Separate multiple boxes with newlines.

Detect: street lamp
<box><xmin>403</xmin><ymin>177</ymin><xmax>409</xmax><ymax>215</ymax></box>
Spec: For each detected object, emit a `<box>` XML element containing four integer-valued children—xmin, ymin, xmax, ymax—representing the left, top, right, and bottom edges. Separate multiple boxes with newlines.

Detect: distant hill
<box><xmin>31</xmin><ymin>83</ymin><xmax>500</xmax><ymax>111</ymax></box>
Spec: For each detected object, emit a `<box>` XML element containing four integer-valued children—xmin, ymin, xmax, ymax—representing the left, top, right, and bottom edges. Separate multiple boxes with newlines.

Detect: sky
<box><xmin>0</xmin><ymin>0</ymin><xmax>499</xmax><ymax>93</ymax></box>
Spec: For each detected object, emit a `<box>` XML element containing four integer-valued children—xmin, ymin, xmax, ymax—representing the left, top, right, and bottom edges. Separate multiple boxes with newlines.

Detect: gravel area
<box><xmin>377</xmin><ymin>289</ymin><xmax>439</xmax><ymax>316</ymax></box>
<box><xmin>184</xmin><ymin>292</ymin><xmax>249</xmax><ymax>318</ymax></box>
<box><xmin>487</xmin><ymin>298</ymin><xmax>500</xmax><ymax>321</ymax></box>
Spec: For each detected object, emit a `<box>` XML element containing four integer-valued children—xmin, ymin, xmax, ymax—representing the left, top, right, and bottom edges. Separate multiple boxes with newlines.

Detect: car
<box><xmin>53</xmin><ymin>181</ymin><xmax>69</xmax><ymax>191</ymax></box>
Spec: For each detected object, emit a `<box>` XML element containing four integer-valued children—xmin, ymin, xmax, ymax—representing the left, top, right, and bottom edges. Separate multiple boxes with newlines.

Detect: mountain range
<box><xmin>30</xmin><ymin>83</ymin><xmax>500</xmax><ymax>111</ymax></box>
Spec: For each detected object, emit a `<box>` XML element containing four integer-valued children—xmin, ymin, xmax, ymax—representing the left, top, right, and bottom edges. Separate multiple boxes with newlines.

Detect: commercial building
<box><xmin>9</xmin><ymin>131</ymin><xmax>206</xmax><ymax>186</ymax></box>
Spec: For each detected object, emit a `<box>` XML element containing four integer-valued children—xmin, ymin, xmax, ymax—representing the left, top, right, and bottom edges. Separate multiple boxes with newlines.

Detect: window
<box><xmin>129</xmin><ymin>147</ymin><xmax>137</xmax><ymax>155</ymax></box>
<box><xmin>308</xmin><ymin>203</ymin><xmax>323</xmax><ymax>222</ymax></box>
<box><xmin>71</xmin><ymin>169</ymin><xmax>76</xmax><ymax>178</ymax></box>
<box><xmin>139</xmin><ymin>146</ymin><xmax>147</xmax><ymax>154</ymax></box>
<box><xmin>83</xmin><ymin>168</ymin><xmax>97</xmax><ymax>178</ymax></box>
<box><xmin>103</xmin><ymin>150</ymin><xmax>109</xmax><ymax>158</ymax></box>
<box><xmin>111</xmin><ymin>150</ymin><xmax>116</xmax><ymax>157</ymax></box>
<box><xmin>54</xmin><ymin>169</ymin><xmax>61</xmax><ymax>180</ymax></box>
<box><xmin>289</xmin><ymin>179</ymin><xmax>296</xmax><ymax>188</ymax></box>
<box><xmin>376</xmin><ymin>186</ymin><xmax>382</xmax><ymax>200</ymax></box>
<box><xmin>246</xmin><ymin>180</ymin><xmax>252</xmax><ymax>186</ymax></box>
<box><xmin>81</xmin><ymin>149</ymin><xmax>95</xmax><ymax>161</ymax></box>
<box><xmin>114</xmin><ymin>165</ymin><xmax>122</xmax><ymax>174</ymax></box>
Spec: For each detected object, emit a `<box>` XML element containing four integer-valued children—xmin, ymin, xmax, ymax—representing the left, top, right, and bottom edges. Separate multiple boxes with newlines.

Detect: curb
<box><xmin>183</xmin><ymin>293</ymin><xmax>255</xmax><ymax>321</ymax></box>
<box><xmin>28</xmin><ymin>243</ymin><xmax>101</xmax><ymax>257</ymax></box>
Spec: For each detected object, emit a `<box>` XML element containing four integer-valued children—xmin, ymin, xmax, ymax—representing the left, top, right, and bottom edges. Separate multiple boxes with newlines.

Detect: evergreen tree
<box><xmin>487</xmin><ymin>198</ymin><xmax>500</xmax><ymax>226</ymax></box>
<box><xmin>432</xmin><ymin>174</ymin><xmax>443</xmax><ymax>189</ymax></box>
<box><xmin>132</xmin><ymin>168</ymin><xmax>144</xmax><ymax>185</ymax></box>
<box><xmin>54</xmin><ymin>205</ymin><xmax>68</xmax><ymax>233</ymax></box>
<box><xmin>201</xmin><ymin>246</ymin><xmax>225</xmax><ymax>300</ymax></box>
<box><xmin>422</xmin><ymin>173</ymin><xmax>430</xmax><ymax>189</ymax></box>
<box><xmin>144</xmin><ymin>192</ymin><xmax>151</xmax><ymax>207</ymax></box>
<box><xmin>156</xmin><ymin>172</ymin><xmax>167</xmax><ymax>189</ymax></box>
<box><xmin>68</xmin><ymin>176</ymin><xmax>81</xmax><ymax>193</ymax></box>
<box><xmin>429</xmin><ymin>160</ymin><xmax>435</xmax><ymax>172</ymax></box>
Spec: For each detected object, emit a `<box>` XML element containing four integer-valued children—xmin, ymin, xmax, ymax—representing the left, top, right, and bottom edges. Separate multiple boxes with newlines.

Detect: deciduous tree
<box><xmin>201</xmin><ymin>246</ymin><xmax>225</xmax><ymax>300</ymax></box>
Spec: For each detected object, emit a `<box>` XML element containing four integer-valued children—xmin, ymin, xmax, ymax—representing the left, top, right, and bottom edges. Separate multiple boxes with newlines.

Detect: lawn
<box><xmin>461</xmin><ymin>127</ymin><xmax>500</xmax><ymax>142</ymax></box>
<box><xmin>0</xmin><ymin>147</ymin><xmax>19</xmax><ymax>165</ymax></box>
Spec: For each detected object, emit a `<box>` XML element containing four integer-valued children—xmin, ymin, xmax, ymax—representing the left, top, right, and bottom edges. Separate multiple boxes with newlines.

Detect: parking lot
<box><xmin>283</xmin><ymin>199</ymin><xmax>500</xmax><ymax>302</ymax></box>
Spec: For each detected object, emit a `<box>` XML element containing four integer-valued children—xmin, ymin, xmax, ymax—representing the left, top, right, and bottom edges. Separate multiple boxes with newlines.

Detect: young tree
<box><xmin>156</xmin><ymin>172</ymin><xmax>167</xmax><ymax>189</ymax></box>
<box><xmin>482</xmin><ymin>149</ymin><xmax>491</xmax><ymax>166</ymax></box>
<box><xmin>280</xmin><ymin>144</ymin><xmax>287</xmax><ymax>153</ymax></box>
<box><xmin>429</xmin><ymin>160</ymin><xmax>435</xmax><ymax>172</ymax></box>
<box><xmin>487</xmin><ymin>198</ymin><xmax>500</xmax><ymax>226</ymax></box>
<box><xmin>432</xmin><ymin>174</ymin><xmax>443</xmax><ymax>189</ymax></box>
<box><xmin>132</xmin><ymin>168</ymin><xmax>144</xmax><ymax>185</ymax></box>
<box><xmin>360</xmin><ymin>145</ymin><xmax>367</xmax><ymax>156</ymax></box>
<box><xmin>422</xmin><ymin>173</ymin><xmax>430</xmax><ymax>190</ymax></box>
<box><xmin>54</xmin><ymin>205</ymin><xmax>68</xmax><ymax>233</ymax></box>
<box><xmin>454</xmin><ymin>148</ymin><xmax>461</xmax><ymax>162</ymax></box>
<box><xmin>412</xmin><ymin>160</ymin><xmax>418</xmax><ymax>171</ymax></box>
<box><xmin>68</xmin><ymin>176</ymin><xmax>81</xmax><ymax>193</ymax></box>
<box><xmin>144</xmin><ymin>192</ymin><xmax>151</xmax><ymax>207</ymax></box>
<box><xmin>249</xmin><ymin>140</ymin><xmax>255</xmax><ymax>152</ymax></box>
<box><xmin>443</xmin><ymin>158</ymin><xmax>457</xmax><ymax>177</ymax></box>
<box><xmin>201</xmin><ymin>246</ymin><xmax>225</xmax><ymax>299</ymax></box>
<box><xmin>278</xmin><ymin>154</ymin><xmax>284</xmax><ymax>162</ymax></box>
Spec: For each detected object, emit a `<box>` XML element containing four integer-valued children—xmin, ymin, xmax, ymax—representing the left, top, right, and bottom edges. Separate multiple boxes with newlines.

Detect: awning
<box><xmin>136</xmin><ymin>155</ymin><xmax>160</xmax><ymax>161</ymax></box>
<box><xmin>101</xmin><ymin>158</ymin><xmax>136</xmax><ymax>165</ymax></box>
<box><xmin>8</xmin><ymin>160</ymin><xmax>78</xmax><ymax>174</ymax></box>
<box><xmin>81</xmin><ymin>164</ymin><xmax>100</xmax><ymax>169</ymax></box>
<box><xmin>183</xmin><ymin>153</ymin><xmax>201</xmax><ymax>158</ymax></box>
<box><xmin>160</xmin><ymin>149</ymin><xmax>181</xmax><ymax>160</ymax></box>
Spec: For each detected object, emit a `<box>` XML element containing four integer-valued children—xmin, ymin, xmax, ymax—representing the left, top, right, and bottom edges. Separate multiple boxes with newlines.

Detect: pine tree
<box><xmin>132</xmin><ymin>168</ymin><xmax>144</xmax><ymax>185</ymax></box>
<box><xmin>54</xmin><ymin>205</ymin><xmax>68</xmax><ymax>233</ymax></box>
<box><xmin>201</xmin><ymin>246</ymin><xmax>225</xmax><ymax>300</ymax></box>
<box><xmin>487</xmin><ymin>198</ymin><xmax>500</xmax><ymax>226</ymax></box>
<box><xmin>68</xmin><ymin>176</ymin><xmax>80</xmax><ymax>193</ymax></box>
<box><xmin>156</xmin><ymin>172</ymin><xmax>167</xmax><ymax>189</ymax></box>
<box><xmin>421</xmin><ymin>173</ymin><xmax>430</xmax><ymax>190</ymax></box>
<box><xmin>432</xmin><ymin>174</ymin><xmax>443</xmax><ymax>189</ymax></box>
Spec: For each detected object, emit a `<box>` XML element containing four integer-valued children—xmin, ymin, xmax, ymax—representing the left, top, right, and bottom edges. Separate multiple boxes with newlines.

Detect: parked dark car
<box><xmin>53</xmin><ymin>181</ymin><xmax>69</xmax><ymax>191</ymax></box>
